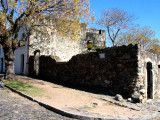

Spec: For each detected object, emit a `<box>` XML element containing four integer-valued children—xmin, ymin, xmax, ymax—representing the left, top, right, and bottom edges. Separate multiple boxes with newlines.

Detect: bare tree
<box><xmin>97</xmin><ymin>8</ymin><xmax>135</xmax><ymax>46</ymax></box>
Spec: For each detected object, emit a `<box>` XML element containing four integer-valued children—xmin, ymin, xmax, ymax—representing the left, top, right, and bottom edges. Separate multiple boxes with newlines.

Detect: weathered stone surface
<box><xmin>127</xmin><ymin>98</ymin><xmax>133</xmax><ymax>103</ymax></box>
<box><xmin>131</xmin><ymin>93</ymin><xmax>140</xmax><ymax>103</ymax></box>
<box><xmin>140</xmin><ymin>89</ymin><xmax>146</xmax><ymax>94</ymax></box>
<box><xmin>115</xmin><ymin>94</ymin><xmax>123</xmax><ymax>101</ymax></box>
<box><xmin>29</xmin><ymin>44</ymin><xmax>139</xmax><ymax>98</ymax></box>
<box><xmin>29</xmin><ymin>28</ymin><xmax>106</xmax><ymax>62</ymax></box>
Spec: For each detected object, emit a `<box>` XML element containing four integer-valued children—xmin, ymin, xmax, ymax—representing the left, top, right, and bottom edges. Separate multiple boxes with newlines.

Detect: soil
<box><xmin>14</xmin><ymin>75</ymin><xmax>149</xmax><ymax>118</ymax></box>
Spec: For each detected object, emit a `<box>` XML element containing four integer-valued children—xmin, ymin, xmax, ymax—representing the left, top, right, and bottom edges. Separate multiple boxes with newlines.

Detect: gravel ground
<box><xmin>0</xmin><ymin>88</ymin><xmax>77</xmax><ymax>120</ymax></box>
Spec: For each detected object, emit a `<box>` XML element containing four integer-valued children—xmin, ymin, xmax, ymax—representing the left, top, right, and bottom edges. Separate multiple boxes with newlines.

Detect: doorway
<box><xmin>147</xmin><ymin>62</ymin><xmax>153</xmax><ymax>99</ymax></box>
<box><xmin>21</xmin><ymin>54</ymin><xmax>24</xmax><ymax>74</ymax></box>
<box><xmin>34</xmin><ymin>50</ymin><xmax>40</xmax><ymax>76</ymax></box>
<box><xmin>1</xmin><ymin>58</ymin><xmax>3</xmax><ymax>73</ymax></box>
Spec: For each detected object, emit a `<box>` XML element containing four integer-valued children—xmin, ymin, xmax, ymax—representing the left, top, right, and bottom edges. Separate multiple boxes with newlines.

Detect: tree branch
<box><xmin>1</xmin><ymin>0</ymin><xmax>15</xmax><ymax>25</ymax></box>
<box><xmin>107</xmin><ymin>26</ymin><xmax>114</xmax><ymax>46</ymax></box>
<box><xmin>114</xmin><ymin>28</ymin><xmax>120</xmax><ymax>41</ymax></box>
<box><xmin>12</xmin><ymin>12</ymin><xmax>25</xmax><ymax>32</ymax></box>
<box><xmin>1</xmin><ymin>0</ymin><xmax>8</xmax><ymax>12</ymax></box>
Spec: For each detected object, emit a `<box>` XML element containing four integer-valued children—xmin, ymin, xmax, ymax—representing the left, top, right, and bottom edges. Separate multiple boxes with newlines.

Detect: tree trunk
<box><xmin>112</xmin><ymin>40</ymin><xmax>115</xmax><ymax>46</ymax></box>
<box><xmin>3</xmin><ymin>47</ymin><xmax>15</xmax><ymax>80</ymax></box>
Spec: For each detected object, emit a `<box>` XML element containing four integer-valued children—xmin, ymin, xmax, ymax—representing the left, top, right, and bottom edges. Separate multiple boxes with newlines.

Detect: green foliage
<box><xmin>81</xmin><ymin>50</ymin><xmax>90</xmax><ymax>54</ymax></box>
<box><xmin>50</xmin><ymin>55</ymin><xmax>61</xmax><ymax>61</ymax></box>
<box><xmin>4</xmin><ymin>80</ymin><xmax>44</xmax><ymax>97</ymax></box>
<box><xmin>92</xmin><ymin>45</ymin><xmax>105</xmax><ymax>50</ymax></box>
<box><xmin>81</xmin><ymin>45</ymin><xmax>105</xmax><ymax>54</ymax></box>
<box><xmin>149</xmin><ymin>44</ymin><xmax>160</xmax><ymax>55</ymax></box>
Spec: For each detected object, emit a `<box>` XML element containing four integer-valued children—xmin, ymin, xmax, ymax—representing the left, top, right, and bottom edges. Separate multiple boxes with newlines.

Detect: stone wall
<box><xmin>29</xmin><ymin>44</ymin><xmax>139</xmax><ymax>98</ymax></box>
<box><xmin>137</xmin><ymin>45</ymin><xmax>160</xmax><ymax>102</ymax></box>
<box><xmin>29</xmin><ymin>44</ymin><xmax>160</xmax><ymax>102</ymax></box>
<box><xmin>29</xmin><ymin>28</ymin><xmax>106</xmax><ymax>62</ymax></box>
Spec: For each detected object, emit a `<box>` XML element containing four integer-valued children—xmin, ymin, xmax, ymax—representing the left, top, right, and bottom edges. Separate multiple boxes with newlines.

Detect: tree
<box><xmin>97</xmin><ymin>8</ymin><xmax>135</xmax><ymax>46</ymax></box>
<box><xmin>116</xmin><ymin>25</ymin><xmax>160</xmax><ymax>54</ymax></box>
<box><xmin>149</xmin><ymin>44</ymin><xmax>160</xmax><ymax>55</ymax></box>
<box><xmin>0</xmin><ymin>0</ymin><xmax>92</xmax><ymax>80</ymax></box>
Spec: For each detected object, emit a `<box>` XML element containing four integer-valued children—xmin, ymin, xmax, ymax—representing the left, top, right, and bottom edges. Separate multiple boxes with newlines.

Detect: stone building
<box><xmin>137</xmin><ymin>45</ymin><xmax>160</xmax><ymax>102</ymax></box>
<box><xmin>0</xmin><ymin>26</ymin><xmax>106</xmax><ymax>75</ymax></box>
<box><xmin>29</xmin><ymin>28</ymin><xmax>106</xmax><ymax>61</ymax></box>
<box><xmin>29</xmin><ymin>44</ymin><xmax>160</xmax><ymax>103</ymax></box>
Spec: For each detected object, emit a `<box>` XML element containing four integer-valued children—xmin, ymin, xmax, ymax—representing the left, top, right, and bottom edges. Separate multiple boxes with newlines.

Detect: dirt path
<box><xmin>16</xmin><ymin>75</ymin><xmax>149</xmax><ymax>118</ymax></box>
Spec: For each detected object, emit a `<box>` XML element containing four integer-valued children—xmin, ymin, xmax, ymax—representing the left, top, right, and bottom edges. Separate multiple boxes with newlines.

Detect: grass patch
<box><xmin>3</xmin><ymin>80</ymin><xmax>44</xmax><ymax>97</ymax></box>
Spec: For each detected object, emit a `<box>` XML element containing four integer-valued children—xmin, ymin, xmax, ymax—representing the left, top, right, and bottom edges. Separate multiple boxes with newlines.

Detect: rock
<box><xmin>104</xmin><ymin>80</ymin><xmax>110</xmax><ymax>85</ymax></box>
<box><xmin>131</xmin><ymin>93</ymin><xmax>140</xmax><ymax>103</ymax></box>
<box><xmin>115</xmin><ymin>94</ymin><xmax>123</xmax><ymax>101</ymax></box>
<box><xmin>127</xmin><ymin>98</ymin><xmax>133</xmax><ymax>102</ymax></box>
<box><xmin>0</xmin><ymin>79</ymin><xmax>5</xmax><ymax>88</ymax></box>
<box><xmin>140</xmin><ymin>89</ymin><xmax>146</xmax><ymax>94</ymax></box>
<box><xmin>93</xmin><ymin>103</ymin><xmax>98</xmax><ymax>106</ymax></box>
<box><xmin>139</xmin><ymin>95</ymin><xmax>143</xmax><ymax>103</ymax></box>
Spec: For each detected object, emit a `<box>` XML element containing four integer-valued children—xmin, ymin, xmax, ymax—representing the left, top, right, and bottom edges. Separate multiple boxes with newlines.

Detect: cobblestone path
<box><xmin>0</xmin><ymin>88</ymin><xmax>77</xmax><ymax>120</ymax></box>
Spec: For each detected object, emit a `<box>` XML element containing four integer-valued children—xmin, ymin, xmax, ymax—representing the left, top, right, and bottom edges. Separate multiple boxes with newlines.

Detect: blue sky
<box><xmin>89</xmin><ymin>0</ymin><xmax>160</xmax><ymax>46</ymax></box>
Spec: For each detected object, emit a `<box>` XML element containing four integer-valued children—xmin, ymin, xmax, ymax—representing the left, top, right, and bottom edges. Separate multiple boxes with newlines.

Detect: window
<box><xmin>99</xmin><ymin>29</ymin><xmax>102</xmax><ymax>34</ymax></box>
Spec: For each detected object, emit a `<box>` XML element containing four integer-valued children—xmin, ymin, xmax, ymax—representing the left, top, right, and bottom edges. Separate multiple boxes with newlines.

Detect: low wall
<box><xmin>29</xmin><ymin>44</ymin><xmax>139</xmax><ymax>97</ymax></box>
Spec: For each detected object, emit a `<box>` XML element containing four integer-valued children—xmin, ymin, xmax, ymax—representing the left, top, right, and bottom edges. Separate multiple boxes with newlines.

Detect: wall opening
<box><xmin>1</xmin><ymin>58</ymin><xmax>3</xmax><ymax>73</ymax></box>
<box><xmin>34</xmin><ymin>50</ymin><xmax>40</xmax><ymax>75</ymax></box>
<box><xmin>99</xmin><ymin>29</ymin><xmax>102</xmax><ymax>34</ymax></box>
<box><xmin>147</xmin><ymin>62</ymin><xmax>153</xmax><ymax>99</ymax></box>
<box><xmin>21</xmin><ymin>54</ymin><xmax>24</xmax><ymax>74</ymax></box>
<box><xmin>158</xmin><ymin>65</ymin><xmax>160</xmax><ymax>97</ymax></box>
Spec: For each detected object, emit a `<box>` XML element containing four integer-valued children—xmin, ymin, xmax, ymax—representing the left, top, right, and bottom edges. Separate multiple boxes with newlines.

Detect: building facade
<box><xmin>0</xmin><ymin>27</ymin><xmax>106</xmax><ymax>75</ymax></box>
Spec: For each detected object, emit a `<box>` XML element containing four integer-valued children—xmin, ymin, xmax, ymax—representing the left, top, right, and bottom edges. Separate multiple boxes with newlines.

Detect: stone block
<box><xmin>115</xmin><ymin>94</ymin><xmax>123</xmax><ymax>101</ymax></box>
<box><xmin>140</xmin><ymin>89</ymin><xmax>146</xmax><ymax>94</ymax></box>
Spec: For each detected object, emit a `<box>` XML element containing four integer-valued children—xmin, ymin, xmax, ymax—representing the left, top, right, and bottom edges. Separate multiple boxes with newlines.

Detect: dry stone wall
<box><xmin>29</xmin><ymin>44</ymin><xmax>139</xmax><ymax>98</ymax></box>
<box><xmin>29</xmin><ymin>44</ymin><xmax>160</xmax><ymax>102</ymax></box>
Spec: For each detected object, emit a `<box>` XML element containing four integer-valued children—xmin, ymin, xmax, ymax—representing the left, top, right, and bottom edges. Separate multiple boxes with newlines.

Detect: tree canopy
<box><xmin>116</xmin><ymin>25</ymin><xmax>160</xmax><ymax>55</ymax></box>
<box><xmin>0</xmin><ymin>0</ymin><xmax>93</xmax><ymax>47</ymax></box>
<box><xmin>0</xmin><ymin>0</ymin><xmax>93</xmax><ymax>79</ymax></box>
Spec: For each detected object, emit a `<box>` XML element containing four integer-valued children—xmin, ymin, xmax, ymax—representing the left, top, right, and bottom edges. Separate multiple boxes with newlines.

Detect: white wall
<box><xmin>14</xmin><ymin>26</ymin><xmax>28</xmax><ymax>75</ymax></box>
<box><xmin>0</xmin><ymin>43</ymin><xmax>28</xmax><ymax>75</ymax></box>
<box><xmin>14</xmin><ymin>44</ymin><xmax>28</xmax><ymax>75</ymax></box>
